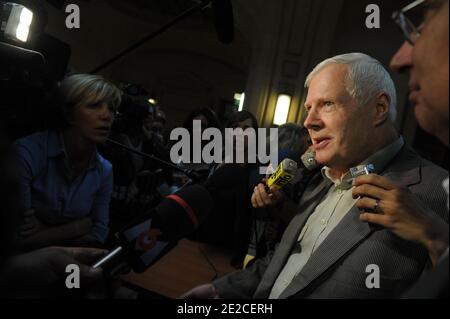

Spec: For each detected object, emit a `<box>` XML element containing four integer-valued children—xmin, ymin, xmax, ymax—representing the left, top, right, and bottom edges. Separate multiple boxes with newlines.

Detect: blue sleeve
<box><xmin>13</xmin><ymin>140</ymin><xmax>35</xmax><ymax>211</ymax></box>
<box><xmin>90</xmin><ymin>163</ymin><xmax>113</xmax><ymax>243</ymax></box>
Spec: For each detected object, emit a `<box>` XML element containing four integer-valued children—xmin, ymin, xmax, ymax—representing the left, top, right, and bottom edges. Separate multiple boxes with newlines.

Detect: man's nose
<box><xmin>390</xmin><ymin>41</ymin><xmax>413</xmax><ymax>73</ymax></box>
<box><xmin>303</xmin><ymin>107</ymin><xmax>322</xmax><ymax>131</ymax></box>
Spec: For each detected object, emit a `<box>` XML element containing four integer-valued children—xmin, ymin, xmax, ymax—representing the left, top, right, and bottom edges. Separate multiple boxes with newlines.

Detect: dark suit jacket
<box><xmin>213</xmin><ymin>146</ymin><xmax>449</xmax><ymax>299</ymax></box>
<box><xmin>401</xmin><ymin>251</ymin><xmax>449</xmax><ymax>299</ymax></box>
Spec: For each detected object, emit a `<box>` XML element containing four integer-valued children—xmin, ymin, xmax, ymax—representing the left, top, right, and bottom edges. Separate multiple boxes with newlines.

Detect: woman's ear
<box><xmin>374</xmin><ymin>93</ymin><xmax>390</xmax><ymax>126</ymax></box>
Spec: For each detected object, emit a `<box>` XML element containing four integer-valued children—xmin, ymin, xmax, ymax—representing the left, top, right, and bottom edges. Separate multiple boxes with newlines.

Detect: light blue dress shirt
<box><xmin>14</xmin><ymin>130</ymin><xmax>113</xmax><ymax>243</ymax></box>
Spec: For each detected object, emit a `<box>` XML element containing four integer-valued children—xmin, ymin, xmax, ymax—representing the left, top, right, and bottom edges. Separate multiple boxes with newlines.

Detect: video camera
<box><xmin>0</xmin><ymin>0</ymin><xmax>70</xmax><ymax>140</ymax></box>
<box><xmin>111</xmin><ymin>83</ymin><xmax>154</xmax><ymax>135</ymax></box>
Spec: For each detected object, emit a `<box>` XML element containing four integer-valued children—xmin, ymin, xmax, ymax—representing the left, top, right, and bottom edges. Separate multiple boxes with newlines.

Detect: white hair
<box><xmin>305</xmin><ymin>53</ymin><xmax>397</xmax><ymax>121</ymax></box>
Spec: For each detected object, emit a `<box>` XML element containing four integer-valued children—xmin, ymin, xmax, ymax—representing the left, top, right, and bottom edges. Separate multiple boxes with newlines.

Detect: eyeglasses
<box><xmin>392</xmin><ymin>0</ymin><xmax>426</xmax><ymax>45</ymax></box>
<box><xmin>392</xmin><ymin>0</ymin><xmax>443</xmax><ymax>45</ymax></box>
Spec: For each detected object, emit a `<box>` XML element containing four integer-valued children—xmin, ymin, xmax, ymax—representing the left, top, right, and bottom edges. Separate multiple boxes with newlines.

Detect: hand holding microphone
<box><xmin>251</xmin><ymin>158</ymin><xmax>297</xmax><ymax>209</ymax></box>
<box><xmin>251</xmin><ymin>147</ymin><xmax>319</xmax><ymax>209</ymax></box>
<box><xmin>251</xmin><ymin>180</ymin><xmax>286</xmax><ymax>209</ymax></box>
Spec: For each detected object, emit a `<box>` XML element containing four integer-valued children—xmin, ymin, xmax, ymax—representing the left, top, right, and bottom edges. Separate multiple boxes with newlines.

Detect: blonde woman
<box><xmin>14</xmin><ymin>74</ymin><xmax>121</xmax><ymax>249</ymax></box>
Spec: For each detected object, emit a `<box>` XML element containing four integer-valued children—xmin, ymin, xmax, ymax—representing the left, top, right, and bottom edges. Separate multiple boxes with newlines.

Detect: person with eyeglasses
<box><xmin>352</xmin><ymin>0</ymin><xmax>448</xmax><ymax>298</ymax></box>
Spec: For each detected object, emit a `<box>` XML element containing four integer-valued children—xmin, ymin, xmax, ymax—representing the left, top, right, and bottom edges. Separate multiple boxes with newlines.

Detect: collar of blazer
<box><xmin>255</xmin><ymin>145</ymin><xmax>423</xmax><ymax>299</ymax></box>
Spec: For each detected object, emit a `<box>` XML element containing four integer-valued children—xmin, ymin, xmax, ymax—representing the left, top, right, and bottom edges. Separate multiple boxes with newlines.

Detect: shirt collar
<box><xmin>443</xmin><ymin>177</ymin><xmax>449</xmax><ymax>211</ymax></box>
<box><xmin>47</xmin><ymin>130</ymin><xmax>99</xmax><ymax>170</ymax></box>
<box><xmin>47</xmin><ymin>131</ymin><xmax>66</xmax><ymax>158</ymax></box>
<box><xmin>322</xmin><ymin>136</ymin><xmax>405</xmax><ymax>190</ymax></box>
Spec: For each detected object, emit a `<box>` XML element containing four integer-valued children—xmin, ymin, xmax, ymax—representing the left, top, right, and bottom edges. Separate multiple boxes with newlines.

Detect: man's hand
<box><xmin>1</xmin><ymin>246</ymin><xmax>106</xmax><ymax>297</ymax></box>
<box><xmin>251</xmin><ymin>179</ymin><xmax>285</xmax><ymax>209</ymax></box>
<box><xmin>352</xmin><ymin>174</ymin><xmax>449</xmax><ymax>265</ymax></box>
<box><xmin>178</xmin><ymin>284</ymin><xmax>220</xmax><ymax>299</ymax></box>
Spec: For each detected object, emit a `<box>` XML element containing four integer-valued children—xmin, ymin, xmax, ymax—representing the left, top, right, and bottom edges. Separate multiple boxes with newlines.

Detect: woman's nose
<box><xmin>99</xmin><ymin>103</ymin><xmax>112</xmax><ymax>121</ymax></box>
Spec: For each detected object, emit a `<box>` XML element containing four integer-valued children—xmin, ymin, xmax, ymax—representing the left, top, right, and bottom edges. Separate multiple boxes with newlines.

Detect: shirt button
<box><xmin>320</xmin><ymin>219</ymin><xmax>327</xmax><ymax>225</ymax></box>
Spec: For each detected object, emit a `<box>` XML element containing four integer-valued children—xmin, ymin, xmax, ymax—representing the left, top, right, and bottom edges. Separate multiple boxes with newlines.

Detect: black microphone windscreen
<box><xmin>114</xmin><ymin>184</ymin><xmax>212</xmax><ymax>272</ymax></box>
<box><xmin>204</xmin><ymin>164</ymin><xmax>246</xmax><ymax>192</ymax></box>
<box><xmin>211</xmin><ymin>0</ymin><xmax>234</xmax><ymax>44</ymax></box>
<box><xmin>301</xmin><ymin>148</ymin><xmax>318</xmax><ymax>171</ymax></box>
<box><xmin>156</xmin><ymin>184</ymin><xmax>212</xmax><ymax>238</ymax></box>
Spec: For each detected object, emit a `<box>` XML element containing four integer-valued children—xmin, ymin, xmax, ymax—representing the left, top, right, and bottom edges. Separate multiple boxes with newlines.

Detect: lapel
<box><xmin>381</xmin><ymin>146</ymin><xmax>421</xmax><ymax>187</ymax></box>
<box><xmin>277</xmin><ymin>145</ymin><xmax>422</xmax><ymax>298</ymax></box>
<box><xmin>279</xmin><ymin>204</ymin><xmax>372</xmax><ymax>298</ymax></box>
<box><xmin>254</xmin><ymin>176</ymin><xmax>332</xmax><ymax>298</ymax></box>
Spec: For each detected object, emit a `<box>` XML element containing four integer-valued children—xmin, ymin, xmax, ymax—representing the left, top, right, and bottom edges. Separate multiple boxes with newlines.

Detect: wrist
<box><xmin>422</xmin><ymin>219</ymin><xmax>449</xmax><ymax>265</ymax></box>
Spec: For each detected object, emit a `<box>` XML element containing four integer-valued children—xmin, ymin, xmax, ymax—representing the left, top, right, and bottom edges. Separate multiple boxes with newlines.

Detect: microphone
<box><xmin>92</xmin><ymin>184</ymin><xmax>212</xmax><ymax>273</ymax></box>
<box><xmin>301</xmin><ymin>147</ymin><xmax>318</xmax><ymax>171</ymax></box>
<box><xmin>247</xmin><ymin>148</ymin><xmax>298</xmax><ymax>190</ymax></box>
<box><xmin>211</xmin><ymin>0</ymin><xmax>234</xmax><ymax>44</ymax></box>
<box><xmin>204</xmin><ymin>164</ymin><xmax>247</xmax><ymax>194</ymax></box>
<box><xmin>265</xmin><ymin>158</ymin><xmax>297</xmax><ymax>192</ymax></box>
<box><xmin>105</xmin><ymin>138</ymin><xmax>203</xmax><ymax>182</ymax></box>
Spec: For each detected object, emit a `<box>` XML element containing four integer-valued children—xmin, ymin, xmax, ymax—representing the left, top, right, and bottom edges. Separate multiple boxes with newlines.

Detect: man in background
<box><xmin>353</xmin><ymin>0</ymin><xmax>449</xmax><ymax>298</ymax></box>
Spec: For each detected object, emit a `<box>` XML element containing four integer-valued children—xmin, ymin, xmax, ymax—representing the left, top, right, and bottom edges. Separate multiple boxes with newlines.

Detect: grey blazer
<box><xmin>213</xmin><ymin>146</ymin><xmax>449</xmax><ymax>299</ymax></box>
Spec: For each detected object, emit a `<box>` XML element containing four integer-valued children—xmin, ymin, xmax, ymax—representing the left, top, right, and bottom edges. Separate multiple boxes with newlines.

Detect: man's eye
<box><xmin>423</xmin><ymin>10</ymin><xmax>435</xmax><ymax>23</ymax></box>
<box><xmin>423</xmin><ymin>1</ymin><xmax>442</xmax><ymax>22</ymax></box>
<box><xmin>324</xmin><ymin>101</ymin><xmax>334</xmax><ymax>107</ymax></box>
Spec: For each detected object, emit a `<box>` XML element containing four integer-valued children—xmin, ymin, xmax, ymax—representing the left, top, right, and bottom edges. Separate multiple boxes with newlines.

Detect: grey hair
<box><xmin>60</xmin><ymin>73</ymin><xmax>122</xmax><ymax>115</ymax></box>
<box><xmin>305</xmin><ymin>53</ymin><xmax>397</xmax><ymax>121</ymax></box>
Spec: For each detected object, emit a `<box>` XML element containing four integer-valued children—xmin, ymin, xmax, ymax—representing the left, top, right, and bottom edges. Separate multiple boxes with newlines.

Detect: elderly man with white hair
<box><xmin>182</xmin><ymin>52</ymin><xmax>448</xmax><ymax>299</ymax></box>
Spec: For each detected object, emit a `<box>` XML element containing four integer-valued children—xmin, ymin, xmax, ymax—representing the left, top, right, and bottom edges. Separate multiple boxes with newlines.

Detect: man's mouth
<box><xmin>408</xmin><ymin>81</ymin><xmax>421</xmax><ymax>105</ymax></box>
<box><xmin>312</xmin><ymin>137</ymin><xmax>331</xmax><ymax>150</ymax></box>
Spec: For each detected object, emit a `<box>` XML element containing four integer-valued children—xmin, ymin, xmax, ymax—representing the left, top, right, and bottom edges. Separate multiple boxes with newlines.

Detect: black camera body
<box><xmin>112</xmin><ymin>94</ymin><xmax>152</xmax><ymax>135</ymax></box>
<box><xmin>0</xmin><ymin>1</ymin><xmax>70</xmax><ymax>140</ymax></box>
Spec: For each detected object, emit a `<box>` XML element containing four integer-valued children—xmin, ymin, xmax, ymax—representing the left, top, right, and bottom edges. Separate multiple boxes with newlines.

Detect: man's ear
<box><xmin>374</xmin><ymin>93</ymin><xmax>390</xmax><ymax>126</ymax></box>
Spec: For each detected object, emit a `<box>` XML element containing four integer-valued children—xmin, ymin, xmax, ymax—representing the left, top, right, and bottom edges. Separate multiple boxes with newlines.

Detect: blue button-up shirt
<box><xmin>14</xmin><ymin>130</ymin><xmax>113</xmax><ymax>243</ymax></box>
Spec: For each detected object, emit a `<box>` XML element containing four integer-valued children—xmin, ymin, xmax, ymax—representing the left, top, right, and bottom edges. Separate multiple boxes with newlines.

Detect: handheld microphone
<box><xmin>92</xmin><ymin>184</ymin><xmax>212</xmax><ymax>273</ymax></box>
<box><xmin>247</xmin><ymin>148</ymin><xmax>299</xmax><ymax>191</ymax></box>
<box><xmin>265</xmin><ymin>158</ymin><xmax>298</xmax><ymax>192</ymax></box>
<box><xmin>301</xmin><ymin>148</ymin><xmax>318</xmax><ymax>171</ymax></box>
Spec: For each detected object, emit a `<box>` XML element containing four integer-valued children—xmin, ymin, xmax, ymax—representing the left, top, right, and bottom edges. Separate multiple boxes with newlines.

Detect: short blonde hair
<box><xmin>57</xmin><ymin>74</ymin><xmax>121</xmax><ymax>127</ymax></box>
